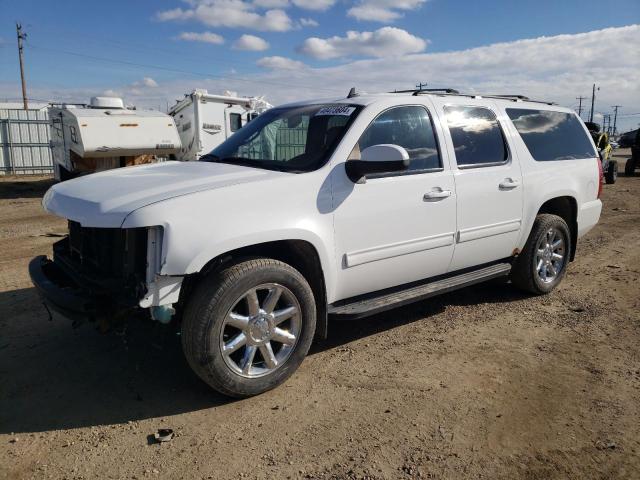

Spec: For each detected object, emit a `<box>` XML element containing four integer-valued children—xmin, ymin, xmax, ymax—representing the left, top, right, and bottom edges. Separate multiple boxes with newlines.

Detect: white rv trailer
<box><xmin>169</xmin><ymin>89</ymin><xmax>272</xmax><ymax>161</ymax></box>
<box><xmin>49</xmin><ymin>97</ymin><xmax>181</xmax><ymax>180</ymax></box>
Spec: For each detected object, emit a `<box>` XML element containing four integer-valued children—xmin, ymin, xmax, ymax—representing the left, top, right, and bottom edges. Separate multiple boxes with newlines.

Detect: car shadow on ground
<box><xmin>0</xmin><ymin>178</ymin><xmax>56</xmax><ymax>199</ymax></box>
<box><xmin>0</xmin><ymin>282</ymin><xmax>529</xmax><ymax>434</ymax></box>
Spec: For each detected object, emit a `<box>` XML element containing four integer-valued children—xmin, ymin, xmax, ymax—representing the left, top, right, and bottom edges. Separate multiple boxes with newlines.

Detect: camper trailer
<box><xmin>169</xmin><ymin>89</ymin><xmax>272</xmax><ymax>161</ymax></box>
<box><xmin>49</xmin><ymin>97</ymin><xmax>181</xmax><ymax>180</ymax></box>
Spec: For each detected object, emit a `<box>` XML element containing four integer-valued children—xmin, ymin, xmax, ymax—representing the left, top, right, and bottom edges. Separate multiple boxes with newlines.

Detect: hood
<box><xmin>43</xmin><ymin>161</ymin><xmax>286</xmax><ymax>227</ymax></box>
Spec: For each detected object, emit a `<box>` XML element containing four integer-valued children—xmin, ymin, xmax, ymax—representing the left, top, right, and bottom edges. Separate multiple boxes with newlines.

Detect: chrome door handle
<box><xmin>499</xmin><ymin>178</ymin><xmax>520</xmax><ymax>190</ymax></box>
<box><xmin>423</xmin><ymin>189</ymin><xmax>452</xmax><ymax>201</ymax></box>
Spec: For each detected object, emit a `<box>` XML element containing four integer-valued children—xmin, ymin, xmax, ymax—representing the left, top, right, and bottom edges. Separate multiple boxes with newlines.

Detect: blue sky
<box><xmin>1</xmin><ymin>0</ymin><xmax>639</xmax><ymax>130</ymax></box>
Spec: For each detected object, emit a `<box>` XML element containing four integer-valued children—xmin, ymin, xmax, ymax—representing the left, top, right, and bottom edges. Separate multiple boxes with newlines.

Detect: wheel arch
<box><xmin>536</xmin><ymin>196</ymin><xmax>578</xmax><ymax>261</ymax></box>
<box><xmin>180</xmin><ymin>239</ymin><xmax>329</xmax><ymax>340</ymax></box>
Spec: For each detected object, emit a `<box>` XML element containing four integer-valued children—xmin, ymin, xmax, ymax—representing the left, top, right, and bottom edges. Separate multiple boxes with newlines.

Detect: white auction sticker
<box><xmin>315</xmin><ymin>105</ymin><xmax>356</xmax><ymax>116</ymax></box>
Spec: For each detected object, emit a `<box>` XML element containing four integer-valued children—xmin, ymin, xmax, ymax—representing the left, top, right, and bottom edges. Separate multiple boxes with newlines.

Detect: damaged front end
<box><xmin>29</xmin><ymin>222</ymin><xmax>182</xmax><ymax>326</ymax></box>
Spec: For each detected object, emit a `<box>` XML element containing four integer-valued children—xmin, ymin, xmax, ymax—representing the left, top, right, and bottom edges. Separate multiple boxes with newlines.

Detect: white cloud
<box><xmin>253</xmin><ymin>0</ymin><xmax>289</xmax><ymax>7</ymax></box>
<box><xmin>102</xmin><ymin>89</ymin><xmax>123</xmax><ymax>98</ymax></box>
<box><xmin>129</xmin><ymin>77</ymin><xmax>159</xmax><ymax>90</ymax></box>
<box><xmin>299</xmin><ymin>18</ymin><xmax>319</xmax><ymax>27</ymax></box>
<box><xmin>177</xmin><ymin>31</ymin><xmax>225</xmax><ymax>44</ymax></box>
<box><xmin>291</xmin><ymin>0</ymin><xmax>336</xmax><ymax>11</ymax></box>
<box><xmin>299</xmin><ymin>27</ymin><xmax>427</xmax><ymax>59</ymax></box>
<box><xmin>156</xmin><ymin>1</ymin><xmax>293</xmax><ymax>32</ymax></box>
<box><xmin>253</xmin><ymin>0</ymin><xmax>290</xmax><ymax>8</ymax></box>
<box><xmin>234</xmin><ymin>34</ymin><xmax>270</xmax><ymax>51</ymax></box>
<box><xmin>156</xmin><ymin>7</ymin><xmax>194</xmax><ymax>21</ymax></box>
<box><xmin>257</xmin><ymin>56</ymin><xmax>306</xmax><ymax>70</ymax></box>
<box><xmin>141</xmin><ymin>77</ymin><xmax>159</xmax><ymax>88</ymax></box>
<box><xmin>347</xmin><ymin>0</ymin><xmax>427</xmax><ymax>22</ymax></box>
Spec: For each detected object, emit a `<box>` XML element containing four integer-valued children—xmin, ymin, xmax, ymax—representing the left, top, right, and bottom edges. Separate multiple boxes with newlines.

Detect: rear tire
<box><xmin>511</xmin><ymin>214</ymin><xmax>571</xmax><ymax>295</ymax></box>
<box><xmin>181</xmin><ymin>258</ymin><xmax>316</xmax><ymax>398</ymax></box>
<box><xmin>605</xmin><ymin>160</ymin><xmax>617</xmax><ymax>184</ymax></box>
<box><xmin>625</xmin><ymin>158</ymin><xmax>636</xmax><ymax>176</ymax></box>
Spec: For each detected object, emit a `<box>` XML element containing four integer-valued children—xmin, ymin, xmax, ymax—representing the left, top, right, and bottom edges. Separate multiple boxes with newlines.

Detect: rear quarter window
<box><xmin>506</xmin><ymin>109</ymin><xmax>596</xmax><ymax>161</ymax></box>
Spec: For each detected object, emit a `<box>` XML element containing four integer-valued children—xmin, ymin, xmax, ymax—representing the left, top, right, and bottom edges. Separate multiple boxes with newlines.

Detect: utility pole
<box><xmin>589</xmin><ymin>83</ymin><xmax>598</xmax><ymax>123</ymax></box>
<box><xmin>415</xmin><ymin>82</ymin><xmax>428</xmax><ymax>91</ymax></box>
<box><xmin>611</xmin><ymin>105</ymin><xmax>621</xmax><ymax>136</ymax></box>
<box><xmin>576</xmin><ymin>96</ymin><xmax>587</xmax><ymax>118</ymax></box>
<box><xmin>16</xmin><ymin>23</ymin><xmax>28</xmax><ymax>110</ymax></box>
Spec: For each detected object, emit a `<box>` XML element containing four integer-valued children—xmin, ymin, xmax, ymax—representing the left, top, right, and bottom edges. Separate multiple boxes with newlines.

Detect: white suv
<box><xmin>30</xmin><ymin>89</ymin><xmax>603</xmax><ymax>397</ymax></box>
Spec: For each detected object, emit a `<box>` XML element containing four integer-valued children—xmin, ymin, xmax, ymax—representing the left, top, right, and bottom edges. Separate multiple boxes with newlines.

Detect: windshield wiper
<box><xmin>199</xmin><ymin>153</ymin><xmax>220</xmax><ymax>162</ymax></box>
<box><xmin>217</xmin><ymin>157</ymin><xmax>291</xmax><ymax>171</ymax></box>
<box><xmin>214</xmin><ymin>156</ymin><xmax>264</xmax><ymax>167</ymax></box>
<box><xmin>204</xmin><ymin>155</ymin><xmax>298</xmax><ymax>173</ymax></box>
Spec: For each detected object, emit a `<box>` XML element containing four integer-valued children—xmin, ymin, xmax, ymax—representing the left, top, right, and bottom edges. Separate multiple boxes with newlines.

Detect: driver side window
<box><xmin>349</xmin><ymin>106</ymin><xmax>442</xmax><ymax>172</ymax></box>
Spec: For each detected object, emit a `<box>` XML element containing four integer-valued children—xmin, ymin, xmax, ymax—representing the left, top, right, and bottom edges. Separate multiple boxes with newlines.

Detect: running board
<box><xmin>329</xmin><ymin>262</ymin><xmax>512</xmax><ymax>320</ymax></box>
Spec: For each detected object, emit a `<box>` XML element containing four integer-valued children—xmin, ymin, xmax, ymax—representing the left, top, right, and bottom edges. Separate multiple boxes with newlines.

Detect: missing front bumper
<box><xmin>28</xmin><ymin>255</ymin><xmax>135</xmax><ymax>323</ymax></box>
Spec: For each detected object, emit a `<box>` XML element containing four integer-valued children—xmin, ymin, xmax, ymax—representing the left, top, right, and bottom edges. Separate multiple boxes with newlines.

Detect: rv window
<box><xmin>203</xmin><ymin>104</ymin><xmax>362</xmax><ymax>173</ymax></box>
<box><xmin>229</xmin><ymin>113</ymin><xmax>242</xmax><ymax>132</ymax></box>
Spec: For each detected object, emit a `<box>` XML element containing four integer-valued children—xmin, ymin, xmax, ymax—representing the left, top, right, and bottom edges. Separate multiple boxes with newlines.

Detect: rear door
<box><xmin>432</xmin><ymin>97</ymin><xmax>524</xmax><ymax>271</ymax></box>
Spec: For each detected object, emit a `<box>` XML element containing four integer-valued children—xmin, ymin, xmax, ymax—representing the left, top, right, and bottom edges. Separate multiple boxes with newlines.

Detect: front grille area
<box><xmin>52</xmin><ymin>221</ymin><xmax>148</xmax><ymax>305</ymax></box>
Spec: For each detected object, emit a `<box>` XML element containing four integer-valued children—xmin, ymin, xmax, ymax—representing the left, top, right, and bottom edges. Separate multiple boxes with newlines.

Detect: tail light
<box><xmin>596</xmin><ymin>157</ymin><xmax>603</xmax><ymax>199</ymax></box>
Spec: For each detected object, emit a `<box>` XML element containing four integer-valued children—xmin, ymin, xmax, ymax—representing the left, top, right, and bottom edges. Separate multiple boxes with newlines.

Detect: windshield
<box><xmin>201</xmin><ymin>104</ymin><xmax>361</xmax><ymax>172</ymax></box>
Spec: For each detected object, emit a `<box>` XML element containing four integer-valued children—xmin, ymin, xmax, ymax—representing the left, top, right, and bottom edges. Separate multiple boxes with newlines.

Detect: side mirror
<box><xmin>345</xmin><ymin>144</ymin><xmax>410</xmax><ymax>183</ymax></box>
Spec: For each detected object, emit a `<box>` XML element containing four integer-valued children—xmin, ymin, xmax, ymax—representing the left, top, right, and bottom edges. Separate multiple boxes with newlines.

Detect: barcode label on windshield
<box><xmin>315</xmin><ymin>106</ymin><xmax>356</xmax><ymax>116</ymax></box>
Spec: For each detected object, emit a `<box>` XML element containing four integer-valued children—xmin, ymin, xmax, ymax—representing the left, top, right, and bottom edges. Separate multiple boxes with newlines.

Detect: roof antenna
<box><xmin>347</xmin><ymin>87</ymin><xmax>357</xmax><ymax>98</ymax></box>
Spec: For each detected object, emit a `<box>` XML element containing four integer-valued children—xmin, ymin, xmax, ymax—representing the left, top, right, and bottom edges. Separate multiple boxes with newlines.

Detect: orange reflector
<box><xmin>120</xmin><ymin>123</ymin><xmax>139</xmax><ymax>127</ymax></box>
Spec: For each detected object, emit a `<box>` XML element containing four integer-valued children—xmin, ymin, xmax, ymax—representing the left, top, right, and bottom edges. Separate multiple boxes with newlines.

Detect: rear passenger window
<box><xmin>506</xmin><ymin>109</ymin><xmax>596</xmax><ymax>161</ymax></box>
<box><xmin>444</xmin><ymin>106</ymin><xmax>508</xmax><ymax>167</ymax></box>
<box><xmin>350</xmin><ymin>106</ymin><xmax>441</xmax><ymax>172</ymax></box>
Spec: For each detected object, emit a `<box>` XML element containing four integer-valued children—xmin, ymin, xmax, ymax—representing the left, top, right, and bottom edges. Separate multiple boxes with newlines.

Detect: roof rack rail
<box><xmin>482</xmin><ymin>94</ymin><xmax>556</xmax><ymax>105</ymax></box>
<box><xmin>413</xmin><ymin>88</ymin><xmax>460</xmax><ymax>96</ymax></box>
<box><xmin>488</xmin><ymin>94</ymin><xmax>530</xmax><ymax>100</ymax></box>
<box><xmin>391</xmin><ymin>88</ymin><xmax>460</xmax><ymax>95</ymax></box>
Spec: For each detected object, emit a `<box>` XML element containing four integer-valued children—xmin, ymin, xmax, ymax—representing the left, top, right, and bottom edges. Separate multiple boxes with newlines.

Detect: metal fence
<box><xmin>0</xmin><ymin>109</ymin><xmax>53</xmax><ymax>175</ymax></box>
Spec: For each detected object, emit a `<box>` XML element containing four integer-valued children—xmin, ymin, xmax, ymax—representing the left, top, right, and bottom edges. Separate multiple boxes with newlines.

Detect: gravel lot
<box><xmin>1</xmin><ymin>150</ymin><xmax>639</xmax><ymax>479</ymax></box>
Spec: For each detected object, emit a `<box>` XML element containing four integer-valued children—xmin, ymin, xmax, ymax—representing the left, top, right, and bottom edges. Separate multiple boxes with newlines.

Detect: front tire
<box><xmin>511</xmin><ymin>214</ymin><xmax>571</xmax><ymax>295</ymax></box>
<box><xmin>181</xmin><ymin>258</ymin><xmax>316</xmax><ymax>398</ymax></box>
<box><xmin>625</xmin><ymin>158</ymin><xmax>636</xmax><ymax>176</ymax></box>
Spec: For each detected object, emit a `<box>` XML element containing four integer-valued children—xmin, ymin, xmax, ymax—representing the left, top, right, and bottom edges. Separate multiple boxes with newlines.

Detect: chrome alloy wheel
<box><xmin>535</xmin><ymin>227</ymin><xmax>566</xmax><ymax>283</ymax></box>
<box><xmin>219</xmin><ymin>283</ymin><xmax>301</xmax><ymax>378</ymax></box>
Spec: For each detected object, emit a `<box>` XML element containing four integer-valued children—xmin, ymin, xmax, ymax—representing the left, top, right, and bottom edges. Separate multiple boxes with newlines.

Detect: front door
<box><xmin>433</xmin><ymin>98</ymin><xmax>524</xmax><ymax>271</ymax></box>
<box><xmin>331</xmin><ymin>104</ymin><xmax>457</xmax><ymax>301</ymax></box>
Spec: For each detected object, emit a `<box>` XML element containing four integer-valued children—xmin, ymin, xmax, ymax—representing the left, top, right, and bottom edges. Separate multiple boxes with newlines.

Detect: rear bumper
<box><xmin>29</xmin><ymin>255</ymin><xmax>117</xmax><ymax>322</ymax></box>
<box><xmin>577</xmin><ymin>199</ymin><xmax>602</xmax><ymax>238</ymax></box>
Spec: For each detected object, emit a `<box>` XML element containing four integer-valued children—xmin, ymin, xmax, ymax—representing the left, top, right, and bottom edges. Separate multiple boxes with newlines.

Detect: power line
<box><xmin>24</xmin><ymin>24</ymin><xmax>261</xmax><ymax>71</ymax></box>
<box><xmin>27</xmin><ymin>43</ymin><xmax>341</xmax><ymax>95</ymax></box>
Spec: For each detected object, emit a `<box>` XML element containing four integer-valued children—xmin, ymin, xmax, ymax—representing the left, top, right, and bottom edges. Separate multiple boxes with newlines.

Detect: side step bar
<box><xmin>328</xmin><ymin>262</ymin><xmax>512</xmax><ymax>320</ymax></box>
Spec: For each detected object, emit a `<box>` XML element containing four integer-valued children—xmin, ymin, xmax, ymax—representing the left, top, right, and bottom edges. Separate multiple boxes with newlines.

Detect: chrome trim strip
<box><xmin>457</xmin><ymin>219</ymin><xmax>521</xmax><ymax>243</ymax></box>
<box><xmin>345</xmin><ymin>232</ymin><xmax>455</xmax><ymax>268</ymax></box>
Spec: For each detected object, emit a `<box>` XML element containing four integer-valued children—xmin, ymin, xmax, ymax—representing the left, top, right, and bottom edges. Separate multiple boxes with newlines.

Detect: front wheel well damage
<box><xmin>178</xmin><ymin>240</ymin><xmax>328</xmax><ymax>340</ymax></box>
<box><xmin>537</xmin><ymin>196</ymin><xmax>578</xmax><ymax>261</ymax></box>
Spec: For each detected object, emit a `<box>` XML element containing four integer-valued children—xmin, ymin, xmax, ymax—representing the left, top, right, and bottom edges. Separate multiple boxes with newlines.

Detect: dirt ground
<box><xmin>1</xmin><ymin>150</ymin><xmax>639</xmax><ymax>480</ymax></box>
